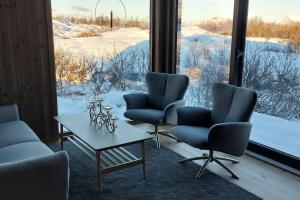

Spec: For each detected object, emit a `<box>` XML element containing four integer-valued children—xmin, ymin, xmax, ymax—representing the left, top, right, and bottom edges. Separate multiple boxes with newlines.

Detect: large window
<box><xmin>177</xmin><ymin>0</ymin><xmax>234</xmax><ymax>108</ymax></box>
<box><xmin>51</xmin><ymin>0</ymin><xmax>150</xmax><ymax>119</ymax></box>
<box><xmin>242</xmin><ymin>0</ymin><xmax>300</xmax><ymax>158</ymax></box>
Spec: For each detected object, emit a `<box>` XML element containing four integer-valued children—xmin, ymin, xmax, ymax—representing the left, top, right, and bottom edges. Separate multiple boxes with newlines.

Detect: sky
<box><xmin>51</xmin><ymin>0</ymin><xmax>150</xmax><ymax>20</ymax></box>
<box><xmin>51</xmin><ymin>0</ymin><xmax>300</xmax><ymax>23</ymax></box>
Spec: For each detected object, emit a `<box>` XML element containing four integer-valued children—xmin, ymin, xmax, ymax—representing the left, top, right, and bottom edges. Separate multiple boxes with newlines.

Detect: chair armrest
<box><xmin>0</xmin><ymin>151</ymin><xmax>69</xmax><ymax>200</ymax></box>
<box><xmin>177</xmin><ymin>106</ymin><xmax>212</xmax><ymax>127</ymax></box>
<box><xmin>123</xmin><ymin>93</ymin><xmax>149</xmax><ymax>110</ymax></box>
<box><xmin>163</xmin><ymin>100</ymin><xmax>185</xmax><ymax>125</ymax></box>
<box><xmin>0</xmin><ymin>104</ymin><xmax>19</xmax><ymax>123</ymax></box>
<box><xmin>208</xmin><ymin>122</ymin><xmax>252</xmax><ymax>156</ymax></box>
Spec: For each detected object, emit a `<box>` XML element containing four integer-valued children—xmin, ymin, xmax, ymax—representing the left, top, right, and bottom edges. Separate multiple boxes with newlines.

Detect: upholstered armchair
<box><xmin>123</xmin><ymin>72</ymin><xmax>189</xmax><ymax>148</ymax></box>
<box><xmin>171</xmin><ymin>83</ymin><xmax>257</xmax><ymax>179</ymax></box>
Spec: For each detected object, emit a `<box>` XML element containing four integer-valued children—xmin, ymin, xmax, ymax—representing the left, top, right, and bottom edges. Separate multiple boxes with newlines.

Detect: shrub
<box><xmin>198</xmin><ymin>17</ymin><xmax>300</xmax><ymax>45</ymax></box>
<box><xmin>76</xmin><ymin>31</ymin><xmax>99</xmax><ymax>38</ymax></box>
<box><xmin>55</xmin><ymin>47</ymin><xmax>94</xmax><ymax>95</ymax></box>
<box><xmin>53</xmin><ymin>15</ymin><xmax>149</xmax><ymax>29</ymax></box>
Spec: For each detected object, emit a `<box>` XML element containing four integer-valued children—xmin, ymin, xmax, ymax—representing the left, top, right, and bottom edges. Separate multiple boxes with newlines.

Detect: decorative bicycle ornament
<box><xmin>88</xmin><ymin>98</ymin><xmax>118</xmax><ymax>133</ymax></box>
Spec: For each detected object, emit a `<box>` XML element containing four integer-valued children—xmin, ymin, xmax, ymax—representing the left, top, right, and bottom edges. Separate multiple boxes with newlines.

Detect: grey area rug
<box><xmin>48</xmin><ymin>140</ymin><xmax>262</xmax><ymax>200</ymax></box>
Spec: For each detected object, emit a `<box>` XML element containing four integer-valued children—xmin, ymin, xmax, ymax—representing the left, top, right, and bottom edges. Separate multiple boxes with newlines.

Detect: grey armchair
<box><xmin>171</xmin><ymin>83</ymin><xmax>257</xmax><ymax>179</ymax></box>
<box><xmin>124</xmin><ymin>72</ymin><xmax>189</xmax><ymax>148</ymax></box>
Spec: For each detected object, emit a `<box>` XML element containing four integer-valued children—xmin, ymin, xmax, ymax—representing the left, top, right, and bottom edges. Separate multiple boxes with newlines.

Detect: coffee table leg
<box><xmin>141</xmin><ymin>141</ymin><xmax>146</xmax><ymax>179</ymax></box>
<box><xmin>60</xmin><ymin>123</ymin><xmax>64</xmax><ymax>150</ymax></box>
<box><xmin>96</xmin><ymin>150</ymin><xmax>102</xmax><ymax>192</ymax></box>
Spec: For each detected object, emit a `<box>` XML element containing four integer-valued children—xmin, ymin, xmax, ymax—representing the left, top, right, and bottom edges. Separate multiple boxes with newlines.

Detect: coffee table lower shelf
<box><xmin>62</xmin><ymin>134</ymin><xmax>146</xmax><ymax>192</ymax></box>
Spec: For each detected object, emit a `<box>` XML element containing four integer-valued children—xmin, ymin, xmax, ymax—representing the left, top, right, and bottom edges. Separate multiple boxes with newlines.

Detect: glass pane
<box><xmin>243</xmin><ymin>0</ymin><xmax>300</xmax><ymax>157</ymax></box>
<box><xmin>51</xmin><ymin>0</ymin><xmax>150</xmax><ymax>119</ymax></box>
<box><xmin>177</xmin><ymin>0</ymin><xmax>234</xmax><ymax>108</ymax></box>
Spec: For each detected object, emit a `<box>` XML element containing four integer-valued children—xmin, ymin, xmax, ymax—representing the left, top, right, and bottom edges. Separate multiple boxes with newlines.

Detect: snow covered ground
<box><xmin>251</xmin><ymin>113</ymin><xmax>300</xmax><ymax>157</ymax></box>
<box><xmin>53</xmin><ymin>21</ymin><xmax>300</xmax><ymax>158</ymax></box>
<box><xmin>58</xmin><ymin>89</ymin><xmax>127</xmax><ymax>121</ymax></box>
<box><xmin>53</xmin><ymin>20</ymin><xmax>149</xmax><ymax>57</ymax></box>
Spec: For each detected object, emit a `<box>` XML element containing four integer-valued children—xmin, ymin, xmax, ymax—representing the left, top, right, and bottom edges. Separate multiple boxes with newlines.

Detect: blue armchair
<box><xmin>171</xmin><ymin>83</ymin><xmax>257</xmax><ymax>179</ymax></box>
<box><xmin>123</xmin><ymin>72</ymin><xmax>189</xmax><ymax>148</ymax></box>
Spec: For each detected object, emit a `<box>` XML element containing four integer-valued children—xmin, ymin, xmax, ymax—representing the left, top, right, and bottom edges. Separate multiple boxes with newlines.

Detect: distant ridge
<box><xmin>281</xmin><ymin>15</ymin><xmax>300</xmax><ymax>24</ymax></box>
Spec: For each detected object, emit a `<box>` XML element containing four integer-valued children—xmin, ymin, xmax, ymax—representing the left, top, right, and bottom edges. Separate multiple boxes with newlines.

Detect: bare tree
<box><xmin>243</xmin><ymin>44</ymin><xmax>300</xmax><ymax>119</ymax></box>
<box><xmin>183</xmin><ymin>40</ymin><xmax>229</xmax><ymax>108</ymax></box>
<box><xmin>107</xmin><ymin>49</ymin><xmax>131</xmax><ymax>91</ymax></box>
<box><xmin>89</xmin><ymin>56</ymin><xmax>112</xmax><ymax>95</ymax></box>
<box><xmin>55</xmin><ymin>47</ymin><xmax>71</xmax><ymax>96</ymax></box>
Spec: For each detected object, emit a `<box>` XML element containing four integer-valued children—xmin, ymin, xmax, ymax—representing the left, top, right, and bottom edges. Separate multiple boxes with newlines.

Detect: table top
<box><xmin>54</xmin><ymin>113</ymin><xmax>153</xmax><ymax>150</ymax></box>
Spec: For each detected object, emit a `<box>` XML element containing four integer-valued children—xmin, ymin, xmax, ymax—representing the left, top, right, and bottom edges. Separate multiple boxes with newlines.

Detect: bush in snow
<box><xmin>180</xmin><ymin>39</ymin><xmax>300</xmax><ymax>120</ymax></box>
<box><xmin>55</xmin><ymin>44</ymin><xmax>150</xmax><ymax>96</ymax></box>
<box><xmin>181</xmin><ymin>39</ymin><xmax>230</xmax><ymax>108</ymax></box>
<box><xmin>55</xmin><ymin>47</ymin><xmax>93</xmax><ymax>96</ymax></box>
<box><xmin>106</xmin><ymin>47</ymin><xmax>149</xmax><ymax>91</ymax></box>
<box><xmin>243</xmin><ymin>44</ymin><xmax>300</xmax><ymax>120</ymax></box>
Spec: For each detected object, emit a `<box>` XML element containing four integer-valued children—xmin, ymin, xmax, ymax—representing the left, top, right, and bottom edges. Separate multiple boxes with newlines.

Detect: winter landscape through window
<box><xmin>177</xmin><ymin>0</ymin><xmax>300</xmax><ymax>158</ymax></box>
<box><xmin>52</xmin><ymin>0</ymin><xmax>300</xmax><ymax>158</ymax></box>
<box><xmin>52</xmin><ymin>0</ymin><xmax>150</xmax><ymax>120</ymax></box>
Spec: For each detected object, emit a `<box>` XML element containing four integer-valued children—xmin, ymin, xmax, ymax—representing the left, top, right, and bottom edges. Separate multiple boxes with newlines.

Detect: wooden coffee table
<box><xmin>54</xmin><ymin>113</ymin><xmax>153</xmax><ymax>191</ymax></box>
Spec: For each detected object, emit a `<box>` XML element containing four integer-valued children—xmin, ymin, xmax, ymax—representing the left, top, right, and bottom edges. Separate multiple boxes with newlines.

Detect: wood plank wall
<box><xmin>0</xmin><ymin>0</ymin><xmax>58</xmax><ymax>139</ymax></box>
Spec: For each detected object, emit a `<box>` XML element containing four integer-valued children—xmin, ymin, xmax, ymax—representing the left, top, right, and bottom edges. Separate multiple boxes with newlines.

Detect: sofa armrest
<box><xmin>123</xmin><ymin>93</ymin><xmax>149</xmax><ymax>110</ymax></box>
<box><xmin>177</xmin><ymin>106</ymin><xmax>212</xmax><ymax>127</ymax></box>
<box><xmin>0</xmin><ymin>151</ymin><xmax>69</xmax><ymax>200</ymax></box>
<box><xmin>0</xmin><ymin>104</ymin><xmax>19</xmax><ymax>123</ymax></box>
<box><xmin>208</xmin><ymin>122</ymin><xmax>252</xmax><ymax>157</ymax></box>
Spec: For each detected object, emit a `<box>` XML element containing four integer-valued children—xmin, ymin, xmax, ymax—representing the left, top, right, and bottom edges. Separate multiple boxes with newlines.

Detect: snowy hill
<box><xmin>53</xmin><ymin>20</ymin><xmax>105</xmax><ymax>39</ymax></box>
<box><xmin>53</xmin><ymin>20</ymin><xmax>149</xmax><ymax>57</ymax></box>
<box><xmin>281</xmin><ymin>15</ymin><xmax>300</xmax><ymax>24</ymax></box>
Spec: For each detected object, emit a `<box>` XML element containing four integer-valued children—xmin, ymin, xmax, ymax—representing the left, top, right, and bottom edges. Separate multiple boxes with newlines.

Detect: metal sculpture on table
<box><xmin>88</xmin><ymin>98</ymin><xmax>118</xmax><ymax>133</ymax></box>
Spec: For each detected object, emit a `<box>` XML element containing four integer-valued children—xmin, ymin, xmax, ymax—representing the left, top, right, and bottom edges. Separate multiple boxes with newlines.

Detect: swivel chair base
<box><xmin>147</xmin><ymin>125</ymin><xmax>180</xmax><ymax>149</ymax></box>
<box><xmin>178</xmin><ymin>150</ymin><xmax>239</xmax><ymax>179</ymax></box>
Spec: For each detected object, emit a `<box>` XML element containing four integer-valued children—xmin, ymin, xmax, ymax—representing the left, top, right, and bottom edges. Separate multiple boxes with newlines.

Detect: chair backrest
<box><xmin>211</xmin><ymin>83</ymin><xmax>257</xmax><ymax>124</ymax></box>
<box><xmin>145</xmin><ymin>72</ymin><xmax>189</xmax><ymax>110</ymax></box>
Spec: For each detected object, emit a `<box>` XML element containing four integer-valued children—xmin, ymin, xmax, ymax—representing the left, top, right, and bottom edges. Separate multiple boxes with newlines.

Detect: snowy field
<box><xmin>53</xmin><ymin>20</ymin><xmax>149</xmax><ymax>57</ymax></box>
<box><xmin>54</xmin><ymin>21</ymin><xmax>300</xmax><ymax>158</ymax></box>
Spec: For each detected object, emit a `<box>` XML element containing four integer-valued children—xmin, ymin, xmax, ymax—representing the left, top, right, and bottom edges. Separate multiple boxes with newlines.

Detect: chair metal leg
<box><xmin>196</xmin><ymin>158</ymin><xmax>211</xmax><ymax>178</ymax></box>
<box><xmin>158</xmin><ymin>130</ymin><xmax>169</xmax><ymax>134</ymax></box>
<box><xmin>213</xmin><ymin>158</ymin><xmax>239</xmax><ymax>179</ymax></box>
<box><xmin>148</xmin><ymin>129</ymin><xmax>180</xmax><ymax>142</ymax></box>
<box><xmin>178</xmin><ymin>156</ymin><xmax>209</xmax><ymax>163</ymax></box>
<box><xmin>158</xmin><ymin>131</ymin><xmax>180</xmax><ymax>142</ymax></box>
<box><xmin>181</xmin><ymin>150</ymin><xmax>240</xmax><ymax>179</ymax></box>
<box><xmin>215</xmin><ymin>156</ymin><xmax>239</xmax><ymax>164</ymax></box>
<box><xmin>154</xmin><ymin>125</ymin><xmax>160</xmax><ymax>149</ymax></box>
<box><xmin>146</xmin><ymin>130</ymin><xmax>155</xmax><ymax>135</ymax></box>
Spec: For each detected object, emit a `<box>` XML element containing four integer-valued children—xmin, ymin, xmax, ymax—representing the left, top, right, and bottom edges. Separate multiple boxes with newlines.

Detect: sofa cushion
<box><xmin>0</xmin><ymin>121</ymin><xmax>40</xmax><ymax>148</ymax></box>
<box><xmin>0</xmin><ymin>142</ymin><xmax>53</xmax><ymax>164</ymax></box>
<box><xmin>0</xmin><ymin>104</ymin><xmax>19</xmax><ymax>123</ymax></box>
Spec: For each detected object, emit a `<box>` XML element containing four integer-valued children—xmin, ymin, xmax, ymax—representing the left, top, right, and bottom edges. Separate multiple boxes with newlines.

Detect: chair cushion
<box><xmin>124</xmin><ymin>109</ymin><xmax>164</xmax><ymax>125</ymax></box>
<box><xmin>171</xmin><ymin>125</ymin><xmax>209</xmax><ymax>149</ymax></box>
<box><xmin>0</xmin><ymin>142</ymin><xmax>53</xmax><ymax>164</ymax></box>
<box><xmin>0</xmin><ymin>121</ymin><xmax>40</xmax><ymax>148</ymax></box>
